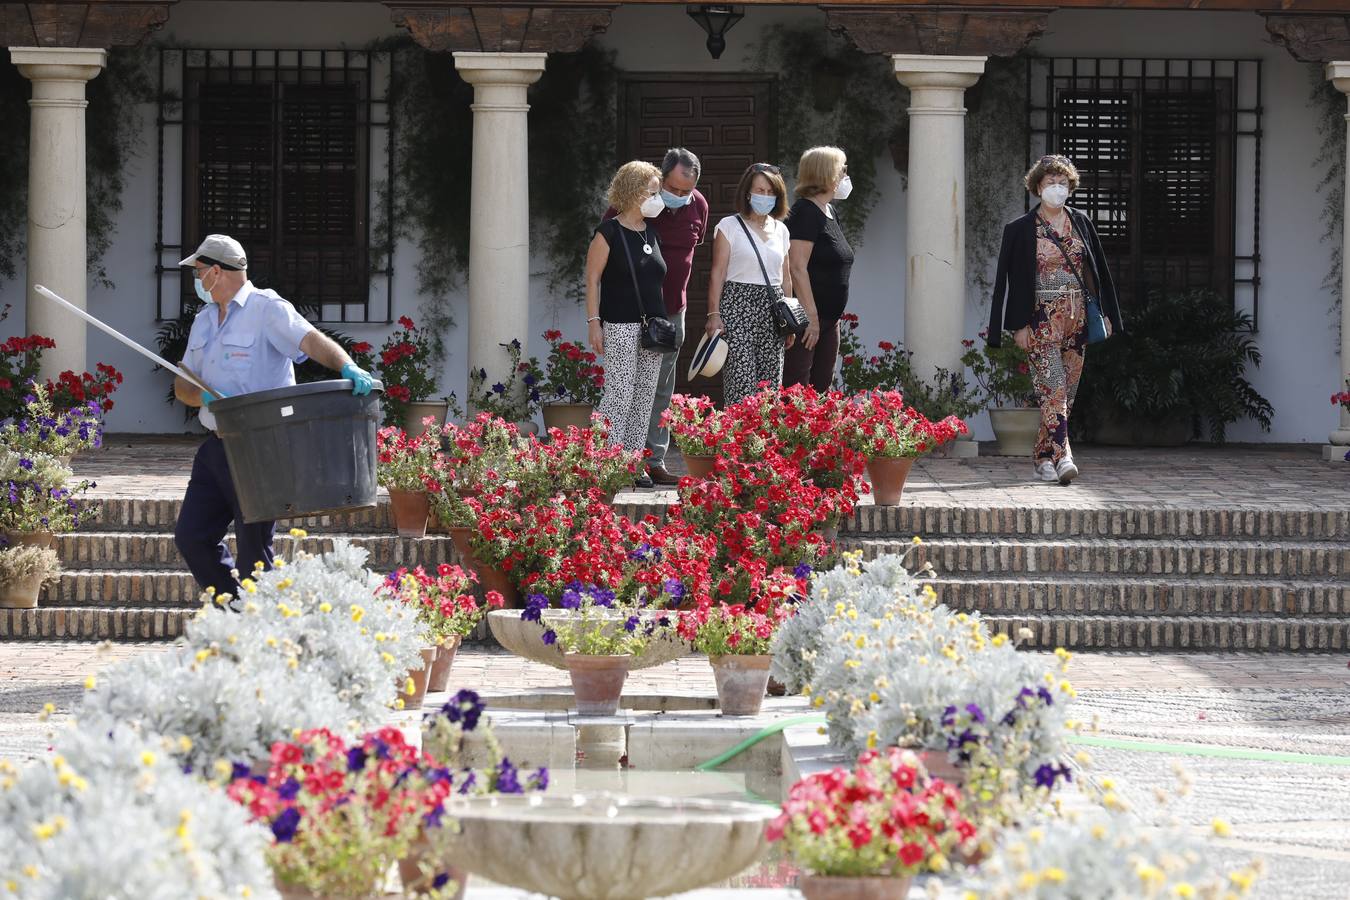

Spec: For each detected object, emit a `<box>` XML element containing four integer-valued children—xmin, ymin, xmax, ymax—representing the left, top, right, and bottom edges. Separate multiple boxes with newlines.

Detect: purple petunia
<box><xmin>271</xmin><ymin>807</ymin><xmax>302</xmax><ymax>842</ymax></box>
<box><xmin>542</xmin><ymin>629</ymin><xmax>557</xmax><ymax>645</ymax></box>
<box><xmin>496</xmin><ymin>758</ymin><xmax>522</xmax><ymax>794</ymax></box>
<box><xmin>346</xmin><ymin>746</ymin><xmax>367</xmax><ymax>772</ymax></box>
<box><xmin>277</xmin><ymin>776</ymin><xmax>301</xmax><ymax>800</ymax></box>
<box><xmin>793</xmin><ymin>562</ymin><xmax>813</xmax><ymax>580</ymax></box>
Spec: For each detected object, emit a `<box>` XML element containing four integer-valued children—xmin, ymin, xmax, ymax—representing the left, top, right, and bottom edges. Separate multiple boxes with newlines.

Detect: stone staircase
<box><xmin>4</xmin><ymin>497</ymin><xmax>1348</xmax><ymax>651</ymax></box>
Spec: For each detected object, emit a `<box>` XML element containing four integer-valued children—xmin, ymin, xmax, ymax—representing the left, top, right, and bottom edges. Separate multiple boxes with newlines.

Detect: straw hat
<box><xmin>687</xmin><ymin>329</ymin><xmax>727</xmax><ymax>380</ymax></box>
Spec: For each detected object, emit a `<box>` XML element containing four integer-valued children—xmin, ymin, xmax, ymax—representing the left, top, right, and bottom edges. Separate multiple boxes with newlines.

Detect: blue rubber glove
<box><xmin>200</xmin><ymin>390</ymin><xmax>216</xmax><ymax>407</ymax></box>
<box><xmin>341</xmin><ymin>362</ymin><xmax>374</xmax><ymax>396</ymax></box>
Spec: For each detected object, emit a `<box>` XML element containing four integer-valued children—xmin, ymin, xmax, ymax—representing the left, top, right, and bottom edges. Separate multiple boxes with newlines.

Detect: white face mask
<box><xmin>640</xmin><ymin>194</ymin><xmax>665</xmax><ymax>218</ymax></box>
<box><xmin>1041</xmin><ymin>183</ymin><xmax>1070</xmax><ymax>209</ymax></box>
<box><xmin>834</xmin><ymin>175</ymin><xmax>853</xmax><ymax>200</ymax></box>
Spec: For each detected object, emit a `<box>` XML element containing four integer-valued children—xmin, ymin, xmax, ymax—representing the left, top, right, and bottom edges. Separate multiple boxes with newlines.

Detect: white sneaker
<box><xmin>1056</xmin><ymin>457</ymin><xmax>1079</xmax><ymax>485</ymax></box>
<box><xmin>1035</xmin><ymin>461</ymin><xmax>1058</xmax><ymax>482</ymax></box>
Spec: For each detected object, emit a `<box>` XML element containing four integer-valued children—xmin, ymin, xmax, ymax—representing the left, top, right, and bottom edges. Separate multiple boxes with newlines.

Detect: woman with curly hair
<box><xmin>585</xmin><ymin>160</ymin><xmax>667</xmax><ymax>483</ymax></box>
<box><xmin>988</xmin><ymin>154</ymin><xmax>1124</xmax><ymax>486</ymax></box>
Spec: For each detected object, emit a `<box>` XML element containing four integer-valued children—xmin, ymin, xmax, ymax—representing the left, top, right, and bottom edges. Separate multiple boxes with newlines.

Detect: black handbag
<box><xmin>735</xmin><ymin>215</ymin><xmax>808</xmax><ymax>338</ymax></box>
<box><xmin>1039</xmin><ymin>213</ymin><xmax>1110</xmax><ymax>345</ymax></box>
<box><xmin>616</xmin><ymin>222</ymin><xmax>678</xmax><ymax>354</ymax></box>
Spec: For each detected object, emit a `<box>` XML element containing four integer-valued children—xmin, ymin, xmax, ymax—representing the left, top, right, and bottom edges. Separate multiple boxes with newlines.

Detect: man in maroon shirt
<box><xmin>604</xmin><ymin>148</ymin><xmax>709</xmax><ymax>486</ymax></box>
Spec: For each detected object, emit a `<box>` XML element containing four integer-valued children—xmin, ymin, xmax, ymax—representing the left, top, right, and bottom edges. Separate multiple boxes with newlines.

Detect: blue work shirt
<box><xmin>181</xmin><ymin>280</ymin><xmax>315</xmax><ymax>431</ymax></box>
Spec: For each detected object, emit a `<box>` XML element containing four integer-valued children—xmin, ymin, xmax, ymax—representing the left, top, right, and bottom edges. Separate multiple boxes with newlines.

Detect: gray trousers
<box><xmin>645</xmin><ymin>307</ymin><xmax>686</xmax><ymax>467</ymax></box>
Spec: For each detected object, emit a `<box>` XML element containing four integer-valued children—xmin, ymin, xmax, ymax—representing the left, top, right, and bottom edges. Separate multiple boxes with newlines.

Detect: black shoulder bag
<box><xmin>615</xmin><ymin>222</ymin><xmax>677</xmax><ymax>354</ymax></box>
<box><xmin>1039</xmin><ymin>213</ymin><xmax>1110</xmax><ymax>345</ymax></box>
<box><xmin>735</xmin><ymin>215</ymin><xmax>808</xmax><ymax>338</ymax></box>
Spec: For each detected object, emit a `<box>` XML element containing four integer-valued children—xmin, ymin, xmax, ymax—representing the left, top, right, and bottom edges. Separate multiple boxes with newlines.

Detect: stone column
<box><xmin>10</xmin><ymin>47</ymin><xmax>107</xmax><ymax>380</ymax></box>
<box><xmin>453</xmin><ymin>52</ymin><xmax>546</xmax><ymax>410</ymax></box>
<box><xmin>1328</xmin><ymin>62</ymin><xmax>1350</xmax><ymax>457</ymax></box>
<box><xmin>893</xmin><ymin>54</ymin><xmax>985</xmax><ymax>383</ymax></box>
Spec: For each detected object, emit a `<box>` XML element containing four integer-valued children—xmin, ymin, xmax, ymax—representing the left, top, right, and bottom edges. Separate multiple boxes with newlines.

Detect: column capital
<box><xmin>1264</xmin><ymin>14</ymin><xmax>1350</xmax><ymax>64</ymax></box>
<box><xmin>1327</xmin><ymin>60</ymin><xmax>1350</xmax><ymax>95</ymax></box>
<box><xmin>386</xmin><ymin>3</ymin><xmax>611</xmax><ymax>53</ymax></box>
<box><xmin>824</xmin><ymin>6</ymin><xmax>1049</xmax><ymax>57</ymax></box>
<box><xmin>1</xmin><ymin>3</ymin><xmax>173</xmax><ymax>48</ymax></box>
<box><xmin>10</xmin><ymin>46</ymin><xmax>107</xmax><ymax>82</ymax></box>
<box><xmin>893</xmin><ymin>54</ymin><xmax>985</xmax><ymax>92</ymax></box>
<box><xmin>453</xmin><ymin>50</ymin><xmax>548</xmax><ymax>84</ymax></box>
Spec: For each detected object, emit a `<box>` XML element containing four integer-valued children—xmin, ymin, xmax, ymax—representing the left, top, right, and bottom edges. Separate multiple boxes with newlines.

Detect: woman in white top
<box><xmin>705</xmin><ymin>163</ymin><xmax>794</xmax><ymax>406</ymax></box>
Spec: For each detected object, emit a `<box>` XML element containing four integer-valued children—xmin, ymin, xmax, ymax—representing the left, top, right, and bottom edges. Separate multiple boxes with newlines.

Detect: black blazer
<box><xmin>987</xmin><ymin>205</ymin><xmax>1124</xmax><ymax>348</ymax></box>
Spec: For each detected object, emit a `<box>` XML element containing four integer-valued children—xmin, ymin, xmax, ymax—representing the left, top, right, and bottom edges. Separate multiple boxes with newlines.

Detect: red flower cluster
<box><xmin>539</xmin><ymin>329</ymin><xmax>605</xmax><ymax>406</ymax></box>
<box><xmin>46</xmin><ymin>363</ymin><xmax>124</xmax><ymax>413</ymax></box>
<box><xmin>380</xmin><ymin>563</ymin><xmax>504</xmax><ymax>641</ymax></box>
<box><xmin>0</xmin><ymin>333</ymin><xmax>56</xmax><ymax>420</ymax></box>
<box><xmin>846</xmin><ymin>390</ymin><xmax>968</xmax><ymax>459</ymax></box>
<box><xmin>373</xmin><ymin>317</ymin><xmax>436</xmax><ymax>425</ymax></box>
<box><xmin>1333</xmin><ymin>381</ymin><xmax>1350</xmax><ymax>410</ymax></box>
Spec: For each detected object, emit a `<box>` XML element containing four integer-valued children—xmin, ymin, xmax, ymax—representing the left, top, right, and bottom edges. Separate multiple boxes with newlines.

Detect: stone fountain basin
<box><xmin>440</xmin><ymin>792</ymin><xmax>775</xmax><ymax>899</ymax></box>
<box><xmin>487</xmin><ymin>609</ymin><xmax>689</xmax><ymax>671</ymax></box>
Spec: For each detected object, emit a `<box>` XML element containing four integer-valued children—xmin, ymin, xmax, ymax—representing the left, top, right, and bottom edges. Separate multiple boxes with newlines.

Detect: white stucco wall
<box><xmin>0</xmin><ymin>3</ymin><xmax>1337</xmax><ymax>441</ymax></box>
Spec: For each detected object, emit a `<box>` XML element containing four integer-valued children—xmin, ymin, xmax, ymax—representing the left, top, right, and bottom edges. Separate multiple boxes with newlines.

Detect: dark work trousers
<box><xmin>174</xmin><ymin>434</ymin><xmax>276</xmax><ymax>599</ymax></box>
<box><xmin>783</xmin><ymin>317</ymin><xmax>841</xmax><ymax>393</ymax></box>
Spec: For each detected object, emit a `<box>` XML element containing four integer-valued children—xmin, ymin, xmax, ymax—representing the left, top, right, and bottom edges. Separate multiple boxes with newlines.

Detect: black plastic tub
<box><xmin>210</xmin><ymin>379</ymin><xmax>383</xmax><ymax>524</ymax></box>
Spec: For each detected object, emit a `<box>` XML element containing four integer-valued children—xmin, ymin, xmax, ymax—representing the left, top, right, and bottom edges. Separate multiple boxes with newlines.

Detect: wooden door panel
<box><xmin>621</xmin><ymin>77</ymin><xmax>773</xmax><ymax>406</ymax></box>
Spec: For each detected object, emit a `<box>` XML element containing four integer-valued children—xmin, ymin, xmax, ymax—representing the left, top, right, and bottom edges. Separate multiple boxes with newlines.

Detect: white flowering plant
<box><xmin>0</xmin><ymin>723</ymin><xmax>276</xmax><ymax>899</ymax></box>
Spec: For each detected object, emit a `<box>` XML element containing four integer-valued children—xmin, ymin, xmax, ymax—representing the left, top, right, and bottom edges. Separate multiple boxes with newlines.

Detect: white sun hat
<box><xmin>687</xmin><ymin>329</ymin><xmax>728</xmax><ymax>380</ymax></box>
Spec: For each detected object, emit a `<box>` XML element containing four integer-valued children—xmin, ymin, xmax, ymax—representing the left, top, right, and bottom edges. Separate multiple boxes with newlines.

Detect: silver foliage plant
<box><xmin>0</xmin><ymin>724</ymin><xmax>277</xmax><ymax>899</ymax></box>
<box><xmin>79</xmin><ymin>540</ymin><xmax>422</xmax><ymax>772</ymax></box>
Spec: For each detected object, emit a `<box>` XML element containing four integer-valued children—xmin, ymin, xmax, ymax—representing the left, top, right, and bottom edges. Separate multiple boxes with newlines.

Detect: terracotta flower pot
<box><xmin>865</xmin><ymin>456</ymin><xmax>914</xmax><ymax>506</ymax></box>
<box><xmin>427</xmin><ymin>635</ymin><xmax>462</xmax><ymax>693</ymax></box>
<box><xmin>399</xmin><ymin>647</ymin><xmax>439</xmax><ymax>710</ymax></box>
<box><xmin>709</xmin><ymin>654</ymin><xmax>773</xmax><ymax>716</ymax></box>
<box><xmin>918</xmin><ymin>749</ymin><xmax>965</xmax><ymax>786</ymax></box>
<box><xmin>799</xmin><ymin>874</ymin><xmax>915</xmax><ymax>900</ymax></box>
<box><xmin>403</xmin><ymin>400</ymin><xmax>449</xmax><ymax>440</ymax></box>
<box><xmin>541</xmin><ymin>403</ymin><xmax>594</xmax><ymax>431</ymax></box>
<box><xmin>2</xmin><ymin>530</ymin><xmax>54</xmax><ymax>550</ymax></box>
<box><xmin>0</xmin><ymin>573</ymin><xmax>44</xmax><ymax>609</ymax></box>
<box><xmin>399</xmin><ymin>835</ymin><xmax>467</xmax><ymax>899</ymax></box>
<box><xmin>476</xmin><ymin>563</ymin><xmax>521</xmax><ymax>609</ymax></box>
<box><xmin>388</xmin><ymin>489</ymin><xmax>430</xmax><ymax>539</ymax></box>
<box><xmin>564</xmin><ymin>653</ymin><xmax>631</xmax><ymax>716</ymax></box>
<box><xmin>683</xmin><ymin>454</ymin><xmax>716</xmax><ymax>479</ymax></box>
<box><xmin>446</xmin><ymin>525</ymin><xmax>475</xmax><ymax>566</ymax></box>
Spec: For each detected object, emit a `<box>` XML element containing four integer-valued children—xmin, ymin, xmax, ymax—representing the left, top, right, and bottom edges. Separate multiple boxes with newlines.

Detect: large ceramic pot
<box><xmin>865</xmin><ymin>456</ymin><xmax>914</xmax><ymax>506</ymax></box>
<box><xmin>682</xmin><ymin>454</ymin><xmax>716</xmax><ymax>479</ymax></box>
<box><xmin>427</xmin><ymin>635</ymin><xmax>462</xmax><ymax>693</ymax></box>
<box><xmin>987</xmin><ymin>406</ymin><xmax>1041</xmax><ymax>457</ymax></box>
<box><xmin>388</xmin><ymin>489</ymin><xmax>430</xmax><ymax>539</ymax></box>
<box><xmin>476</xmin><ymin>564</ymin><xmax>521</xmax><ymax>608</ymax></box>
<box><xmin>488</xmin><ymin>609</ymin><xmax>688</xmax><ymax>671</ymax></box>
<box><xmin>399</xmin><ymin>647</ymin><xmax>439</xmax><ymax>710</ymax></box>
<box><xmin>404</xmin><ymin>400</ymin><xmax>449</xmax><ymax>439</ymax></box>
<box><xmin>564</xmin><ymin>653</ymin><xmax>631</xmax><ymax>716</ymax></box>
<box><xmin>709</xmin><ymin>655</ymin><xmax>772</xmax><ymax>717</ymax></box>
<box><xmin>798</xmin><ymin>874</ymin><xmax>915</xmax><ymax>900</ymax></box>
<box><xmin>515</xmin><ymin>420</ymin><xmax>541</xmax><ymax>438</ymax></box>
<box><xmin>541</xmin><ymin>403</ymin><xmax>594</xmax><ymax>432</ymax></box>
<box><xmin>0</xmin><ymin>573</ymin><xmax>44</xmax><ymax>609</ymax></box>
<box><xmin>2</xmin><ymin>531</ymin><xmax>54</xmax><ymax>550</ymax></box>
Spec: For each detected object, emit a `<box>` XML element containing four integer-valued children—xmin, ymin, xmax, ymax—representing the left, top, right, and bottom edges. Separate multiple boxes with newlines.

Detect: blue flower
<box><xmin>439</xmin><ymin>689</ymin><xmax>484</xmax><ymax>731</ymax></box>
<box><xmin>523</xmin><ymin>374</ymin><xmax>537</xmax><ymax>387</ymax></box>
<box><xmin>662</xmin><ymin>578</ymin><xmax>685</xmax><ymax>600</ymax></box>
<box><xmin>492</xmin><ymin>382</ymin><xmax>506</xmax><ymax>394</ymax></box>
<box><xmin>17</xmin><ymin>458</ymin><xmax>32</xmax><ymax>471</ymax></box>
<box><xmin>542</xmin><ymin>629</ymin><xmax>557</xmax><ymax>645</ymax></box>
<box><xmin>457</xmin><ymin>770</ymin><xmax>478</xmax><ymax>794</ymax></box>
<box><xmin>940</xmin><ymin>705</ymin><xmax>958</xmax><ymax>727</ymax></box>
<box><xmin>531</xmin><ymin>767</ymin><xmax>550</xmax><ymax>791</ymax></box>
<box><xmin>964</xmin><ymin>703</ymin><xmax>986</xmax><ymax>724</ymax></box>
<box><xmin>624</xmin><ymin>615</ymin><xmax>640</xmax><ymax>633</ymax></box>
<box><xmin>560</xmin><ymin>589</ymin><xmax>582</xmax><ymax>610</ymax></box>
<box><xmin>521</xmin><ymin>595</ymin><xmax>548</xmax><ymax>622</ymax></box>
<box><xmin>277</xmin><ymin>776</ymin><xmax>301</xmax><ymax>799</ymax></box>
<box><xmin>793</xmin><ymin>562</ymin><xmax>813</xmax><ymax>581</ymax></box>
<box><xmin>496</xmin><ymin>758</ymin><xmax>522</xmax><ymax>794</ymax></box>
<box><xmin>271</xmin><ymin>807</ymin><xmax>302</xmax><ymax>842</ymax></box>
<box><xmin>346</xmin><ymin>746</ymin><xmax>367</xmax><ymax>771</ymax></box>
<box><xmin>1033</xmin><ymin>762</ymin><xmax>1070</xmax><ymax>789</ymax></box>
<box><xmin>432</xmin><ymin>873</ymin><xmax>451</xmax><ymax>889</ymax></box>
<box><xmin>1036</xmin><ymin>686</ymin><xmax>1054</xmax><ymax>707</ymax></box>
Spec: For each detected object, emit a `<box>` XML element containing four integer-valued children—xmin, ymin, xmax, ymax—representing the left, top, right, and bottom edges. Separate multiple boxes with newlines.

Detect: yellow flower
<box><xmin>1102</xmin><ymin>791</ymin><xmax>1124</xmax><ymax>810</ymax></box>
<box><xmin>394</xmin><ymin>698</ymin><xmax>405</xmax><ymax>710</ymax></box>
<box><xmin>1091</xmin><ymin>824</ymin><xmax>1107</xmax><ymax>840</ymax></box>
<box><xmin>214</xmin><ymin>759</ymin><xmax>233</xmax><ymax>780</ymax></box>
<box><xmin>289</xmin><ymin>527</ymin><xmax>308</xmax><ymax>538</ymax></box>
<box><xmin>991</xmin><ymin>634</ymin><xmax>1007</xmax><ymax>647</ymax></box>
<box><xmin>1229</xmin><ymin>871</ymin><xmax>1254</xmax><ymax>891</ymax></box>
<box><xmin>381</xmin><ymin>652</ymin><xmax>396</xmax><ymax>666</ymax></box>
<box><xmin>375</xmin><ymin>632</ymin><xmax>388</xmax><ymax>643</ymax></box>
<box><xmin>351</xmin><ymin>604</ymin><xmax>365</xmax><ymax>623</ymax></box>
<box><xmin>276</xmin><ymin>578</ymin><xmax>293</xmax><ymax>591</ymax></box>
<box><xmin>1100</xmin><ymin>778</ymin><xmax>1115</xmax><ymax>790</ymax></box>
<box><xmin>264</xmin><ymin>636</ymin><xmax>278</xmax><ymax>648</ymax></box>
<box><xmin>319</xmin><ymin>602</ymin><xmax>332</xmax><ymax>613</ymax></box>
<box><xmin>1211</xmin><ymin>818</ymin><xmax>1232</xmax><ymax>837</ymax></box>
<box><xmin>1042</xmin><ymin>868</ymin><xmax>1066</xmax><ymax>883</ymax></box>
<box><xmin>83</xmin><ymin>675</ymin><xmax>96</xmax><ymax>690</ymax></box>
<box><xmin>195</xmin><ymin>649</ymin><xmax>211</xmax><ymax>663</ymax></box>
<box><xmin>31</xmin><ymin>821</ymin><xmax>56</xmax><ymax>841</ymax></box>
<box><xmin>240</xmin><ymin>578</ymin><xmax>257</xmax><ymax>594</ymax></box>
<box><xmin>38</xmin><ymin>702</ymin><xmax>55</xmax><ymax>721</ymax></box>
<box><xmin>911</xmin><ymin>535</ymin><xmax>923</xmax><ymax>545</ymax></box>
<box><xmin>404</xmin><ymin>677</ymin><xmax>416</xmax><ymax>694</ymax></box>
<box><xmin>812</xmin><ymin>696</ymin><xmax>825</xmax><ymax>708</ymax></box>
<box><xmin>1174</xmin><ymin>884</ymin><xmax>1196</xmax><ymax>898</ymax></box>
<box><xmin>928</xmin><ymin>852</ymin><xmax>947</xmax><ymax>872</ymax></box>
<box><xmin>287</xmin><ymin>657</ymin><xmax>298</xmax><ymax>670</ymax></box>
<box><xmin>1017</xmin><ymin>872</ymin><xmax>1040</xmax><ymax>890</ymax></box>
<box><xmin>866</xmin><ymin>730</ymin><xmax>878</xmax><ymax>749</ymax></box>
<box><xmin>140</xmin><ymin>750</ymin><xmax>157</xmax><ymax>767</ymax></box>
<box><xmin>178</xmin><ymin>735</ymin><xmax>193</xmax><ymax>753</ymax></box>
<box><xmin>22</xmin><ymin>866</ymin><xmax>36</xmax><ymax>879</ymax></box>
<box><xmin>177</xmin><ymin>809</ymin><xmax>192</xmax><ymax>839</ymax></box>
<box><xmin>843</xmin><ymin>659</ymin><xmax>861</xmax><ymax>669</ymax></box>
<box><xmin>1136</xmin><ymin>865</ymin><xmax>1164</xmax><ymax>885</ymax></box>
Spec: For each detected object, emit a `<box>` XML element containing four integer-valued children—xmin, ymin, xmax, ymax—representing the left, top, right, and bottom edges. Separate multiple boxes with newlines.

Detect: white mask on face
<box><xmin>834</xmin><ymin>175</ymin><xmax>853</xmax><ymax>200</ymax></box>
<box><xmin>640</xmin><ymin>194</ymin><xmax>665</xmax><ymax>218</ymax></box>
<box><xmin>1041</xmin><ymin>183</ymin><xmax>1070</xmax><ymax>209</ymax></box>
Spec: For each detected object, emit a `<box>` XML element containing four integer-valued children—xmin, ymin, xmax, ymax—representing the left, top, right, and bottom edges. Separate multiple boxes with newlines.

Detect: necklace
<box><xmin>619</xmin><ymin>218</ymin><xmax>653</xmax><ymax>254</ymax></box>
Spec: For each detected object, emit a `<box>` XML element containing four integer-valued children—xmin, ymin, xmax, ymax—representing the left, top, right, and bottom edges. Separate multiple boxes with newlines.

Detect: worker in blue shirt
<box><xmin>172</xmin><ymin>234</ymin><xmax>376</xmax><ymax>600</ymax></box>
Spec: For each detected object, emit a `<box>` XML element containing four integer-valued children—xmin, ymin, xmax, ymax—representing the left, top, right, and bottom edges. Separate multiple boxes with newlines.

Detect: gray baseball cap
<box><xmin>178</xmin><ymin>234</ymin><xmax>248</xmax><ymax>270</ymax></box>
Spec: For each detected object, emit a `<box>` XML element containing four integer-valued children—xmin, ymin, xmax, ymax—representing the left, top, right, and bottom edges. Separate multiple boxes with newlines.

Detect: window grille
<box><xmin>1027</xmin><ymin>58</ymin><xmax>1261</xmax><ymax>326</ymax></box>
<box><xmin>155</xmin><ymin>49</ymin><xmax>394</xmax><ymax>324</ymax></box>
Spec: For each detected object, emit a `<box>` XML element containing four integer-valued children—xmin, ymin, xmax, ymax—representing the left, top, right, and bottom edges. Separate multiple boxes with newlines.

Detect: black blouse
<box><xmin>595</xmin><ymin>218</ymin><xmax>667</xmax><ymax>324</ymax></box>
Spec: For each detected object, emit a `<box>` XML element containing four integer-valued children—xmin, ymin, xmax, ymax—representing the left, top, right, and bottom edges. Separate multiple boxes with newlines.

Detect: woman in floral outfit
<box><xmin>987</xmin><ymin>155</ymin><xmax>1123</xmax><ymax>485</ymax></box>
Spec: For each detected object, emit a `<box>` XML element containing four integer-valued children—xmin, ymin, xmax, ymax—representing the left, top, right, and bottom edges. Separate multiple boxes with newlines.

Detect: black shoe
<box><xmin>635</xmin><ymin>473</ymin><xmax>654</xmax><ymax>489</ymax></box>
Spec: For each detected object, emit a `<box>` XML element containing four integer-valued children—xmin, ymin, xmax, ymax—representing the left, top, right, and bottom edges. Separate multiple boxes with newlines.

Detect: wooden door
<box><xmin>621</xmin><ymin>77</ymin><xmax>774</xmax><ymax>405</ymax></box>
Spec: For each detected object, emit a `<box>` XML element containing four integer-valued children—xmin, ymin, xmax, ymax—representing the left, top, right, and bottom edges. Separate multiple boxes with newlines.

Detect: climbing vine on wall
<box><xmin>752</xmin><ymin>25</ymin><xmax>908</xmax><ymax>245</ymax></box>
<box><xmin>964</xmin><ymin>54</ymin><xmax>1031</xmax><ymax>312</ymax></box>
<box><xmin>0</xmin><ymin>46</ymin><xmax>156</xmax><ymax>290</ymax></box>
<box><xmin>1311</xmin><ymin>64</ymin><xmax>1345</xmax><ymax>321</ymax></box>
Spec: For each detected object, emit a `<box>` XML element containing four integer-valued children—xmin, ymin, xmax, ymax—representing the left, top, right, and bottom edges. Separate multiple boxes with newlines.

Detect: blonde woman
<box><xmin>785</xmin><ymin>146</ymin><xmax>855</xmax><ymax>391</ymax></box>
<box><xmin>705</xmin><ymin>163</ymin><xmax>793</xmax><ymax>406</ymax></box>
<box><xmin>585</xmin><ymin>160</ymin><xmax>667</xmax><ymax>482</ymax></box>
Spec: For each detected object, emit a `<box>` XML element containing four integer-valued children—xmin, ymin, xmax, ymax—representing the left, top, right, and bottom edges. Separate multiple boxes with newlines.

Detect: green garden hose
<box><xmin>693</xmin><ymin>714</ymin><xmax>826</xmax><ymax>771</ymax></box>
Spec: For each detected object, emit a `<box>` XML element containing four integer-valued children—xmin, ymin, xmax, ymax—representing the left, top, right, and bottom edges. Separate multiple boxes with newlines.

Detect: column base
<box><xmin>1322</xmin><ymin>444</ymin><xmax>1350</xmax><ymax>462</ymax></box>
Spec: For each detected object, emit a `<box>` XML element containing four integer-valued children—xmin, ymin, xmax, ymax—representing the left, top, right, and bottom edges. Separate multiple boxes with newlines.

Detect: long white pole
<box><xmin>33</xmin><ymin>284</ymin><xmax>222</xmax><ymax>397</ymax></box>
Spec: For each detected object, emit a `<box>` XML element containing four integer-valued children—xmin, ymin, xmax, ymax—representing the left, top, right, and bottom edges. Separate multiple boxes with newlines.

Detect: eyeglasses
<box><xmin>1039</xmin><ymin>154</ymin><xmax>1070</xmax><ymax>165</ymax></box>
<box><xmin>750</xmin><ymin>163</ymin><xmax>781</xmax><ymax>175</ymax></box>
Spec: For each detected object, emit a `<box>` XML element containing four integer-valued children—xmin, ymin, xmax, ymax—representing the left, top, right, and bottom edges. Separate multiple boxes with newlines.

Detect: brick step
<box><xmin>56</xmin><ymin>533</ymin><xmax>463</xmax><ymax>572</ymax></box>
<box><xmin>83</xmin><ymin>496</ymin><xmax>1350</xmax><ymax>540</ymax></box>
<box><xmin>984</xmin><ymin>614</ymin><xmax>1350</xmax><ymax>651</ymax></box>
<box><xmin>0</xmin><ymin>606</ymin><xmax>192</xmax><ymax>641</ymax></box>
<box><xmin>858</xmin><ymin>538</ymin><xmax>1350</xmax><ymax>579</ymax></box>
<box><xmin>931</xmin><ymin>575</ymin><xmax>1350</xmax><ymax>617</ymax></box>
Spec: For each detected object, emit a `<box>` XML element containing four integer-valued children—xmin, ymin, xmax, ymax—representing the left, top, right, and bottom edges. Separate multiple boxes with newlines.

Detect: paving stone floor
<box><xmin>2</xmin><ymin>643</ymin><xmax>1348</xmax><ymax>898</ymax></box>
